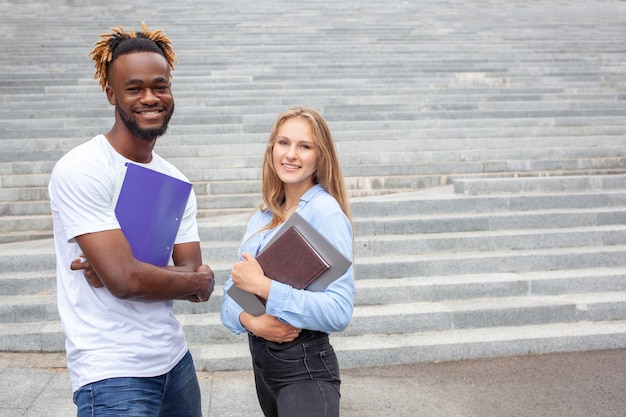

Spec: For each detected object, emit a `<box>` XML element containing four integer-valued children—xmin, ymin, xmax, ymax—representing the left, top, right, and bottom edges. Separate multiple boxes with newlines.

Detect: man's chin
<box><xmin>117</xmin><ymin>104</ymin><xmax>173</xmax><ymax>142</ymax></box>
<box><xmin>137</xmin><ymin>129</ymin><xmax>168</xmax><ymax>141</ymax></box>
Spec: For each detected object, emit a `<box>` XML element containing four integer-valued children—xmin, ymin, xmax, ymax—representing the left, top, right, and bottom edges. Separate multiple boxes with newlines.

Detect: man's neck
<box><xmin>104</xmin><ymin>127</ymin><xmax>155</xmax><ymax>163</ymax></box>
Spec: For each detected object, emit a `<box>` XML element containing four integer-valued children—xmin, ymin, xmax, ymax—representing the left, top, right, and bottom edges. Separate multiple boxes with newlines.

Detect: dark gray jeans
<box><xmin>248</xmin><ymin>331</ymin><xmax>341</xmax><ymax>417</ymax></box>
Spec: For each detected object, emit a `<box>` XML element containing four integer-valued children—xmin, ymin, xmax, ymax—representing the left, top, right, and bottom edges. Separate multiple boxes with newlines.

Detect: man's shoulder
<box><xmin>55</xmin><ymin>135</ymin><xmax>107</xmax><ymax>165</ymax></box>
<box><xmin>50</xmin><ymin>135</ymin><xmax>116</xmax><ymax>185</ymax></box>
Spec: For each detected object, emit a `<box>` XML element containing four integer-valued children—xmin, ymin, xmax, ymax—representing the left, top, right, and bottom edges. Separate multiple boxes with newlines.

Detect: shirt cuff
<box><xmin>264</xmin><ymin>280</ymin><xmax>290</xmax><ymax>318</ymax></box>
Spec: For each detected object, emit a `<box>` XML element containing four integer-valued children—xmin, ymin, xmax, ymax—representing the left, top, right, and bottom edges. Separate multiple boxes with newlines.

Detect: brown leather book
<box><xmin>256</xmin><ymin>225</ymin><xmax>330</xmax><ymax>290</ymax></box>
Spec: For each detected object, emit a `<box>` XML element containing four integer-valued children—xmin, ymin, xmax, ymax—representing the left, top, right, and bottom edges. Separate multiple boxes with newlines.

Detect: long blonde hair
<box><xmin>259</xmin><ymin>107</ymin><xmax>352</xmax><ymax>230</ymax></box>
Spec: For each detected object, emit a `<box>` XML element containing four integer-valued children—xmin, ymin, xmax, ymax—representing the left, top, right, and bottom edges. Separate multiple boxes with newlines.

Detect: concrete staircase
<box><xmin>1</xmin><ymin>0</ymin><xmax>626</xmax><ymax>369</ymax></box>
<box><xmin>1</xmin><ymin>175</ymin><xmax>626</xmax><ymax>370</ymax></box>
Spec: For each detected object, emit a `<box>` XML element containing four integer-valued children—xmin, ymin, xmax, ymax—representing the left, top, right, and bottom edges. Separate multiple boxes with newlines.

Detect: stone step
<box><xmin>4</xmin><ymin>199</ymin><xmax>625</xmax><ymax>259</ymax></box>
<box><xmin>354</xmin><ymin>245</ymin><xmax>626</xmax><ymax>282</ymax></box>
<box><xmin>4</xmin><ymin>115</ymin><xmax>625</xmax><ymax>142</ymax></box>
<box><xmin>2</xmin><ymin>86</ymin><xmax>625</xmax><ymax>116</ymax></box>
<box><xmin>350</xmin><ymin>208</ymin><xmax>626</xmax><ymax>237</ymax></box>
<box><xmin>115</xmin><ymin>243</ymin><xmax>626</xmax><ymax>286</ymax></box>
<box><xmin>2</xmin><ymin>287</ymin><xmax>625</xmax><ymax>341</ymax></box>
<box><xmin>4</xmin><ymin>266</ymin><xmax>625</xmax><ymax>318</ymax></box>
<box><xmin>4</xmin><ymin>182</ymin><xmax>625</xmax><ymax>236</ymax></box>
<box><xmin>349</xmin><ymin>186</ymin><xmax>626</xmax><ymax>217</ymax></box>
<box><xmin>2</xmin><ymin>183</ymin><xmax>625</xmax><ymax>245</ymax></box>
<box><xmin>3</xmin><ymin>127</ymin><xmax>625</xmax><ymax>158</ymax></box>
<box><xmin>4</xmin><ymin>240</ymin><xmax>626</xmax><ymax>319</ymax></box>
<box><xmin>0</xmin><ymin>215</ymin><xmax>52</xmax><ymax>238</ymax></box>
<box><xmin>2</xmin><ymin>122</ymin><xmax>625</xmax><ymax>151</ymax></box>
<box><xmin>3</xmin><ymin>99</ymin><xmax>626</xmax><ymax>132</ymax></box>
<box><xmin>192</xmin><ymin>223</ymin><xmax>606</xmax><ymax>265</ymax></box>
<box><xmin>2</xmin><ymin>181</ymin><xmax>625</xmax><ymax>248</ymax></box>
<box><xmin>356</xmin><ymin>225</ymin><xmax>626</xmax><ymax>258</ymax></box>
<box><xmin>2</xmin><ymin>235</ymin><xmax>625</xmax><ymax>287</ymax></box>
<box><xmin>2</xmin><ymin>156</ymin><xmax>625</xmax><ymax>194</ymax></box>
<box><xmin>0</xmin><ymin>267</ymin><xmax>626</xmax><ymax>322</ymax></box>
<box><xmin>191</xmin><ymin>320</ymin><xmax>626</xmax><ymax>371</ymax></box>
<box><xmin>2</xmin><ymin>93</ymin><xmax>625</xmax><ymax>122</ymax></box>
<box><xmin>454</xmin><ymin>174</ymin><xmax>626</xmax><ymax>195</ymax></box>
<box><xmin>3</xmin><ymin>314</ymin><xmax>624</xmax><ymax>368</ymax></box>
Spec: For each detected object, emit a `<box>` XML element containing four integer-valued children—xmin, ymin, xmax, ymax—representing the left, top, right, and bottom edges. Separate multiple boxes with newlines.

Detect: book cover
<box><xmin>227</xmin><ymin>212</ymin><xmax>352</xmax><ymax>316</ymax></box>
<box><xmin>257</xmin><ymin>225</ymin><xmax>330</xmax><ymax>289</ymax></box>
<box><xmin>114</xmin><ymin>162</ymin><xmax>192</xmax><ymax>266</ymax></box>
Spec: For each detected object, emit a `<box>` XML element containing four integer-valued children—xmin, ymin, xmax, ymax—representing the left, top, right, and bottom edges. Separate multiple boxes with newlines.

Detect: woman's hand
<box><xmin>240</xmin><ymin>312</ymin><xmax>302</xmax><ymax>343</ymax></box>
<box><xmin>231</xmin><ymin>252</ymin><xmax>272</xmax><ymax>299</ymax></box>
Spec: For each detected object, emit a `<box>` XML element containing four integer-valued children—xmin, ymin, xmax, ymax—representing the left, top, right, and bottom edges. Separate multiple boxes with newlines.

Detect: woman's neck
<box><xmin>282</xmin><ymin>181</ymin><xmax>315</xmax><ymax>213</ymax></box>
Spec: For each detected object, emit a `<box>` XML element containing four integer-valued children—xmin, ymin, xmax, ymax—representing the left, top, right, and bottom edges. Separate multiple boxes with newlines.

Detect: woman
<box><xmin>220</xmin><ymin>107</ymin><xmax>354</xmax><ymax>417</ymax></box>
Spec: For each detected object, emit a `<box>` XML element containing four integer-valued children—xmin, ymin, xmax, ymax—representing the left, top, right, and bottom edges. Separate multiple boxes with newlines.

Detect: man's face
<box><xmin>106</xmin><ymin>52</ymin><xmax>175</xmax><ymax>141</ymax></box>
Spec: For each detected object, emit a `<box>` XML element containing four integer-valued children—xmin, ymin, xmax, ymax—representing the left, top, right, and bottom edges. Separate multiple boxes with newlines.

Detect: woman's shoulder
<box><xmin>302</xmin><ymin>187</ymin><xmax>349</xmax><ymax>229</ymax></box>
<box><xmin>305</xmin><ymin>186</ymin><xmax>342</xmax><ymax>211</ymax></box>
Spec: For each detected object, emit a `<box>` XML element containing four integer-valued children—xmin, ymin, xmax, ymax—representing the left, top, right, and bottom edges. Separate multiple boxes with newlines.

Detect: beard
<box><xmin>116</xmin><ymin>102</ymin><xmax>175</xmax><ymax>142</ymax></box>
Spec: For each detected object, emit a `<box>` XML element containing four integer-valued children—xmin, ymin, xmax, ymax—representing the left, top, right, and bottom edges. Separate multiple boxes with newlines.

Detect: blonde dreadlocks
<box><xmin>89</xmin><ymin>22</ymin><xmax>177</xmax><ymax>91</ymax></box>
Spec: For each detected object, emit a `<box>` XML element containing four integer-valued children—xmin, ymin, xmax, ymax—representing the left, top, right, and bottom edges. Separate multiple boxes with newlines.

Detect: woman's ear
<box><xmin>105</xmin><ymin>85</ymin><xmax>116</xmax><ymax>105</ymax></box>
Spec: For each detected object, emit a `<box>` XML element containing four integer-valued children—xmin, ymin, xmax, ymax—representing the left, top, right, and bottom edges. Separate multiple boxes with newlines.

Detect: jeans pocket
<box><xmin>318</xmin><ymin>346</ymin><xmax>341</xmax><ymax>382</ymax></box>
<box><xmin>266</xmin><ymin>344</ymin><xmax>305</xmax><ymax>364</ymax></box>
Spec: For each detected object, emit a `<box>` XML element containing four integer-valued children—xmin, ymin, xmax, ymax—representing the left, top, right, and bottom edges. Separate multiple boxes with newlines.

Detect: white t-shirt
<box><xmin>48</xmin><ymin>134</ymin><xmax>200</xmax><ymax>392</ymax></box>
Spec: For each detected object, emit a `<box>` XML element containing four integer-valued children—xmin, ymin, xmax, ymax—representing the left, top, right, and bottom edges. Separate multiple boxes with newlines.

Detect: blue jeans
<box><xmin>248</xmin><ymin>331</ymin><xmax>341</xmax><ymax>417</ymax></box>
<box><xmin>73</xmin><ymin>350</ymin><xmax>202</xmax><ymax>417</ymax></box>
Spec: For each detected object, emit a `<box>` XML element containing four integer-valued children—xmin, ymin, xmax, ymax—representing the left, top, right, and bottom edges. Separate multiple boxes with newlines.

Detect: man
<box><xmin>48</xmin><ymin>23</ymin><xmax>214</xmax><ymax>416</ymax></box>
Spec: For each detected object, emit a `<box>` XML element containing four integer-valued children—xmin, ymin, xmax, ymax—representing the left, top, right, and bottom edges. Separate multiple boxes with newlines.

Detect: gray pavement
<box><xmin>1</xmin><ymin>348</ymin><xmax>625</xmax><ymax>417</ymax></box>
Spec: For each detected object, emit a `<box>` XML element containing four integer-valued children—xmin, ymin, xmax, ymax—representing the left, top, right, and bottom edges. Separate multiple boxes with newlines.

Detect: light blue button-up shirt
<box><xmin>220</xmin><ymin>184</ymin><xmax>354</xmax><ymax>334</ymax></box>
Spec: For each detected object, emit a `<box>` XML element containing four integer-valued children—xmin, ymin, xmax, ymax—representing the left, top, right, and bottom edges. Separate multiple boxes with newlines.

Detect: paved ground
<box><xmin>1</xmin><ymin>348</ymin><xmax>625</xmax><ymax>416</ymax></box>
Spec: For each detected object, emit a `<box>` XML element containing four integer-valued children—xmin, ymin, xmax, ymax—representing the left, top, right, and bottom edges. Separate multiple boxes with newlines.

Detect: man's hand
<box><xmin>70</xmin><ymin>256</ymin><xmax>215</xmax><ymax>303</ymax></box>
<box><xmin>70</xmin><ymin>255</ymin><xmax>104</xmax><ymax>288</ymax></box>
<box><xmin>191</xmin><ymin>264</ymin><xmax>215</xmax><ymax>302</ymax></box>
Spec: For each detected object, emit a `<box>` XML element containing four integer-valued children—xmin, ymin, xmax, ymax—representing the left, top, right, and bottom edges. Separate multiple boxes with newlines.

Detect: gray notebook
<box><xmin>227</xmin><ymin>212</ymin><xmax>352</xmax><ymax>316</ymax></box>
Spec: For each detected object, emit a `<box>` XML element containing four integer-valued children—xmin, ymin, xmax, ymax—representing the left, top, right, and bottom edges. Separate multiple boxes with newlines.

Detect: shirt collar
<box><xmin>299</xmin><ymin>184</ymin><xmax>324</xmax><ymax>206</ymax></box>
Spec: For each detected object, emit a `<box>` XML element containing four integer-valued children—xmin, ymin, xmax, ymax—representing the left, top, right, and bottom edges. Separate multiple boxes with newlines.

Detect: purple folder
<box><xmin>114</xmin><ymin>163</ymin><xmax>192</xmax><ymax>266</ymax></box>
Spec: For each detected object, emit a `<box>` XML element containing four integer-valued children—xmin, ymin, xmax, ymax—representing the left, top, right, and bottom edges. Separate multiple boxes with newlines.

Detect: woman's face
<box><xmin>272</xmin><ymin>117</ymin><xmax>318</xmax><ymax>190</ymax></box>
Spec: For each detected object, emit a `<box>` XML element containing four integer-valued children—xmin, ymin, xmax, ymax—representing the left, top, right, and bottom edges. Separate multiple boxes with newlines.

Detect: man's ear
<box><xmin>105</xmin><ymin>85</ymin><xmax>116</xmax><ymax>105</ymax></box>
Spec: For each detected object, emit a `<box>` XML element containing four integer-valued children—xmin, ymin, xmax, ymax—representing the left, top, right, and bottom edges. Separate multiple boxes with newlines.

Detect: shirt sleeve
<box><xmin>174</xmin><ymin>189</ymin><xmax>200</xmax><ymax>244</ymax></box>
<box><xmin>220</xmin><ymin>209</ymin><xmax>266</xmax><ymax>335</ymax></box>
<box><xmin>220</xmin><ymin>279</ymin><xmax>248</xmax><ymax>334</ymax></box>
<box><xmin>49</xmin><ymin>155</ymin><xmax>120</xmax><ymax>241</ymax></box>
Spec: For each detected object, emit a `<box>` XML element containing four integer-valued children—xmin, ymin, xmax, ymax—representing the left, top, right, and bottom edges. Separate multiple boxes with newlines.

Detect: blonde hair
<box><xmin>259</xmin><ymin>107</ymin><xmax>352</xmax><ymax>230</ymax></box>
<box><xmin>89</xmin><ymin>22</ymin><xmax>177</xmax><ymax>91</ymax></box>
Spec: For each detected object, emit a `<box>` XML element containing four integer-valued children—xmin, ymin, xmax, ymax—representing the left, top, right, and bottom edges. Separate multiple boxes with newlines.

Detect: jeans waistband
<box><xmin>255</xmin><ymin>329</ymin><xmax>327</xmax><ymax>350</ymax></box>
